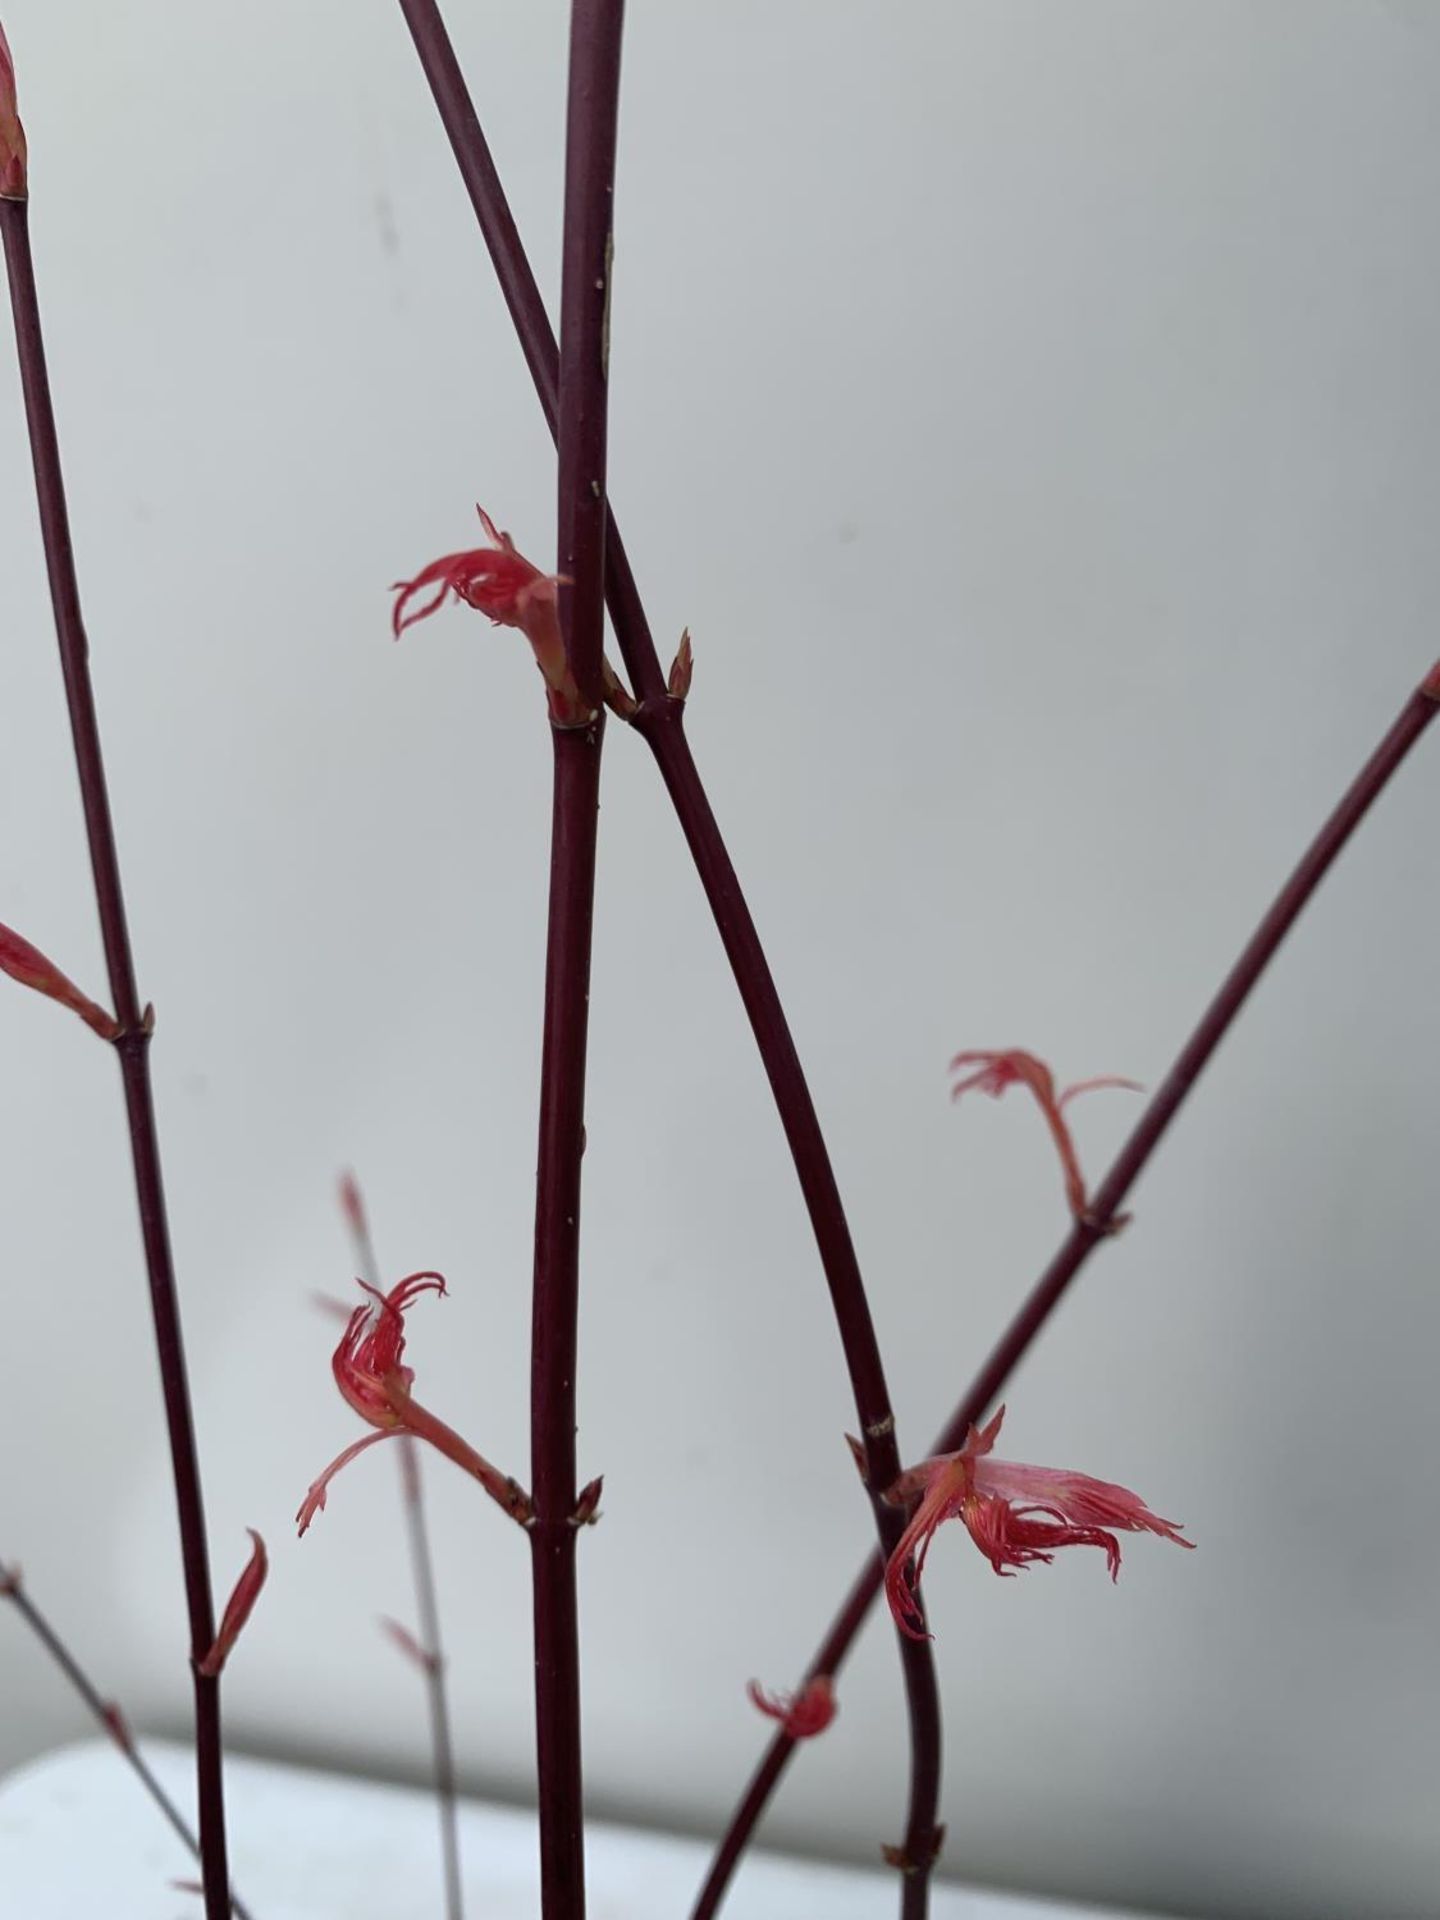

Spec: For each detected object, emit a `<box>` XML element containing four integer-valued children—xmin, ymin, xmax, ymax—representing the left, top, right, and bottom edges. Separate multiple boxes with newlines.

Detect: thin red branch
<box><xmin>0</xmin><ymin>1564</ymin><xmax>253</xmax><ymax>1920</ymax></box>
<box><xmin>689</xmin><ymin>664</ymin><xmax>1440</xmax><ymax>1917</ymax></box>
<box><xmin>530</xmin><ymin>717</ymin><xmax>604</xmax><ymax>1920</ymax></box>
<box><xmin>391</xmin><ymin>9</ymin><xmax>945</xmax><ymax>1903</ymax></box>
<box><xmin>634</xmin><ymin>699</ymin><xmax>945</xmax><ymax>1908</ymax></box>
<box><xmin>526</xmin><ymin>9</ymin><xmax>623</xmax><ymax>1917</ymax></box>
<box><xmin>554</xmin><ymin>6</ymin><xmax>618</xmax><ymax>715</ymax></box>
<box><xmin>0</xmin><ymin>196</ymin><xmax>234</xmax><ymax>1920</ymax></box>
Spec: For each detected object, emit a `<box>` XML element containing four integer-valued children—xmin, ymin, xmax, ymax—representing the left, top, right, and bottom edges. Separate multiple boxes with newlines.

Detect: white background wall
<box><xmin>1</xmin><ymin>4</ymin><xmax>1437</xmax><ymax>1916</ymax></box>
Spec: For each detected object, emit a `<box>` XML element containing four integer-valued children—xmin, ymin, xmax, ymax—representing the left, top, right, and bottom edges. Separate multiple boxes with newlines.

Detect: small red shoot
<box><xmin>392</xmin><ymin>507</ymin><xmax>636</xmax><ymax>725</ymax></box>
<box><xmin>883</xmin><ymin>1406</ymin><xmax>1192</xmax><ymax>1641</ymax></box>
<box><xmin>298</xmin><ymin>1272</ymin><xmax>531</xmax><ymax>1533</ymax></box>
<box><xmin>949</xmin><ymin>1048</ymin><xmax>1140</xmax><ymax>1222</ymax></box>
<box><xmin>392</xmin><ymin>507</ymin><xmax>589</xmax><ymax>724</ymax></box>
<box><xmin>197</xmin><ymin>1529</ymin><xmax>268</xmax><ymax>1677</ymax></box>
<box><xmin>0</xmin><ymin>921</ymin><xmax>118</xmax><ymax>1039</ymax></box>
<box><xmin>746</xmin><ymin>1674</ymin><xmax>836</xmax><ymax>1740</ymax></box>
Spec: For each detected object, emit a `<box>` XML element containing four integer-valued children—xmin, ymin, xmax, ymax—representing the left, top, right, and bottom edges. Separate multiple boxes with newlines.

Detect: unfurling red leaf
<box><xmin>0</xmin><ymin>921</ymin><xmax>118</xmax><ymax>1039</ymax></box>
<box><xmin>197</xmin><ymin>1530</ymin><xmax>268</xmax><ymax>1677</ymax></box>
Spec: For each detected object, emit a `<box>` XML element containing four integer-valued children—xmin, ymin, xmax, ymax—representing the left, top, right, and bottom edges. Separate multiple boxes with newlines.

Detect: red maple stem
<box><xmin>391</xmin><ymin>6</ymin><xmax>945</xmax><ymax>1904</ymax></box>
<box><xmin>0</xmin><ymin>1565</ymin><xmax>253</xmax><ymax>1920</ymax></box>
<box><xmin>0</xmin><ymin>196</ymin><xmax>234</xmax><ymax>1920</ymax></box>
<box><xmin>525</xmin><ymin>8</ymin><xmax>623</xmax><ymax>1917</ymax></box>
<box><xmin>529</xmin><ymin>724</ymin><xmax>602</xmax><ymax>1920</ymax></box>
<box><xmin>689</xmin><ymin>664</ymin><xmax>1440</xmax><ymax>1918</ymax></box>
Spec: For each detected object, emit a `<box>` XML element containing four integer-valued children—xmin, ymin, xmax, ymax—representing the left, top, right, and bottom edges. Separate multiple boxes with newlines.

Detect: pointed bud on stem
<box><xmin>667</xmin><ymin>628</ymin><xmax>693</xmax><ymax>701</ymax></box>
<box><xmin>601</xmin><ymin>659</ymin><xmax>636</xmax><ymax>720</ymax></box>
<box><xmin>0</xmin><ymin>25</ymin><xmax>27</xmax><ymax>202</ymax></box>
<box><xmin>393</xmin><ymin>506</ymin><xmax>640</xmax><ymax>728</ymax></box>
<box><xmin>882</xmin><ymin>1826</ymin><xmax>946</xmax><ymax>1875</ymax></box>
<box><xmin>570</xmin><ymin>1475</ymin><xmax>604</xmax><ymax>1526</ymax></box>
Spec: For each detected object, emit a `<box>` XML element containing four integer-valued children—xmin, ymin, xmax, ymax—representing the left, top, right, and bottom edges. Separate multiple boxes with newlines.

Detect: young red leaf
<box><xmin>0</xmin><ymin>921</ymin><xmax>118</xmax><ymax>1039</ymax></box>
<box><xmin>883</xmin><ymin>1406</ymin><xmax>1192</xmax><ymax>1641</ymax></box>
<box><xmin>298</xmin><ymin>1272</ymin><xmax>532</xmax><ymax>1533</ymax></box>
<box><xmin>197</xmin><ymin>1530</ymin><xmax>268</xmax><ymax>1677</ymax></box>
<box><xmin>572</xmin><ymin>1475</ymin><xmax>604</xmax><ymax>1526</ymax></box>
<box><xmin>667</xmin><ymin>628</ymin><xmax>693</xmax><ymax>701</ymax></box>
<box><xmin>746</xmin><ymin>1674</ymin><xmax>836</xmax><ymax>1740</ymax></box>
<box><xmin>949</xmin><ymin>1048</ymin><xmax>1139</xmax><ymax>1223</ymax></box>
<box><xmin>392</xmin><ymin>507</ymin><xmax>593</xmax><ymax>725</ymax></box>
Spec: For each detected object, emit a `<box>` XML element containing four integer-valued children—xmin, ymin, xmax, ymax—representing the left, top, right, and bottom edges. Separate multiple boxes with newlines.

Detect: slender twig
<box><xmin>0</xmin><ymin>1565</ymin><xmax>253</xmax><ymax>1920</ymax></box>
<box><xmin>525</xmin><ymin>9</ymin><xmax>624</xmax><ymax>1916</ymax></box>
<box><xmin>341</xmin><ymin>1179</ymin><xmax>463</xmax><ymax>1920</ymax></box>
<box><xmin>0</xmin><ymin>197</ymin><xmax>233</xmax><ymax>1920</ymax></box>
<box><xmin>689</xmin><ymin>663</ymin><xmax>1440</xmax><ymax>1917</ymax></box>
<box><xmin>391</xmin><ymin>6</ymin><xmax>946</xmax><ymax>1903</ymax></box>
<box><xmin>394</xmin><ymin>1442</ymin><xmax>462</xmax><ymax>1920</ymax></box>
<box><xmin>529</xmin><ymin>724</ymin><xmax>602</xmax><ymax>1920</ymax></box>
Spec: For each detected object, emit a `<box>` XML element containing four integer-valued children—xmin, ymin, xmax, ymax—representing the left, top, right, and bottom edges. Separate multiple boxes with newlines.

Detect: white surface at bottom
<box><xmin>0</xmin><ymin>1739</ymin><xmax>1173</xmax><ymax>1920</ymax></box>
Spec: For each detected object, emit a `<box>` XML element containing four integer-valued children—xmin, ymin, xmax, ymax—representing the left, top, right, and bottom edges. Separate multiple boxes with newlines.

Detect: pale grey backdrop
<box><xmin>1</xmin><ymin>5</ymin><xmax>1437</xmax><ymax>1917</ymax></box>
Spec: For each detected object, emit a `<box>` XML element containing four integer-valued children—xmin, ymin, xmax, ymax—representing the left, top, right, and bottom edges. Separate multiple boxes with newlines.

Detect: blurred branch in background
<box><xmin>0</xmin><ymin>1563</ymin><xmax>253</xmax><ymax>1920</ymax></box>
<box><xmin>339</xmin><ymin>1172</ymin><xmax>464</xmax><ymax>1920</ymax></box>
